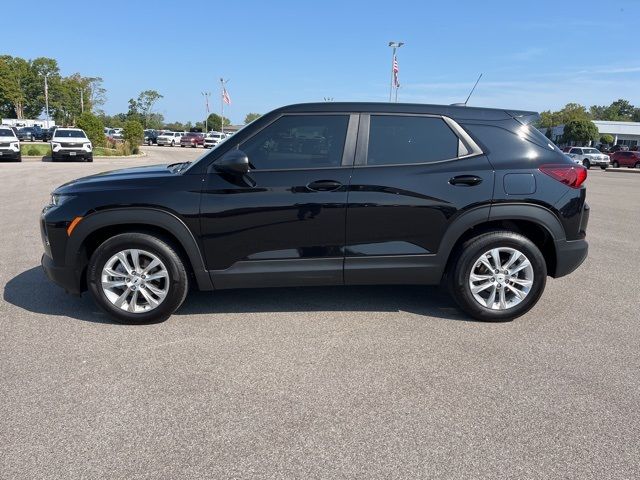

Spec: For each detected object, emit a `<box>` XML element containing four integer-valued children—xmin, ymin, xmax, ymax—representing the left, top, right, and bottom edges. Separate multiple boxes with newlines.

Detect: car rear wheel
<box><xmin>635</xmin><ymin>162</ymin><xmax>640</xmax><ymax>169</ymax></box>
<box><xmin>87</xmin><ymin>233</ymin><xmax>189</xmax><ymax>324</ymax></box>
<box><xmin>447</xmin><ymin>231</ymin><xmax>547</xmax><ymax>322</ymax></box>
<box><xmin>582</xmin><ymin>159</ymin><xmax>590</xmax><ymax>169</ymax></box>
<box><xmin>612</xmin><ymin>161</ymin><xmax>619</xmax><ymax>168</ymax></box>
<box><xmin>171</xmin><ymin>140</ymin><xmax>175</xmax><ymax>147</ymax></box>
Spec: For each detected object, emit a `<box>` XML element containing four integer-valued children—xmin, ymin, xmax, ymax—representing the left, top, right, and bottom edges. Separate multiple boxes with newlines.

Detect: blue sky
<box><xmin>4</xmin><ymin>0</ymin><xmax>639</xmax><ymax>124</ymax></box>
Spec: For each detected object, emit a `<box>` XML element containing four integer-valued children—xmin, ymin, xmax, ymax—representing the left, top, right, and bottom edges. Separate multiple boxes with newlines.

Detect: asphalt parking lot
<box><xmin>1</xmin><ymin>149</ymin><xmax>639</xmax><ymax>479</ymax></box>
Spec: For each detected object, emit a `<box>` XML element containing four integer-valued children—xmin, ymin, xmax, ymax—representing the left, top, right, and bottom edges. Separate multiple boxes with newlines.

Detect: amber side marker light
<box><xmin>66</xmin><ymin>217</ymin><xmax>83</xmax><ymax>236</ymax></box>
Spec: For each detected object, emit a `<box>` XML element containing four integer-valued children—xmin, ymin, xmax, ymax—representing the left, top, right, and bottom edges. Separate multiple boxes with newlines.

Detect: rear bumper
<box><xmin>553</xmin><ymin>238</ymin><xmax>588</xmax><ymax>278</ymax></box>
<box><xmin>41</xmin><ymin>253</ymin><xmax>83</xmax><ymax>295</ymax></box>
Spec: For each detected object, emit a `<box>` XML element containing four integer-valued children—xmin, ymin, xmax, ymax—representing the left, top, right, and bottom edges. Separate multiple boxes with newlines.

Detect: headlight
<box><xmin>51</xmin><ymin>142</ymin><xmax>60</xmax><ymax>149</ymax></box>
<box><xmin>84</xmin><ymin>143</ymin><xmax>92</xmax><ymax>150</ymax></box>
<box><xmin>50</xmin><ymin>193</ymin><xmax>73</xmax><ymax>206</ymax></box>
<box><xmin>10</xmin><ymin>142</ymin><xmax>19</xmax><ymax>149</ymax></box>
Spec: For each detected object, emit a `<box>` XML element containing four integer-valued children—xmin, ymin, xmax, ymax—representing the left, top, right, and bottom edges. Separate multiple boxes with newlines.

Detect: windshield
<box><xmin>0</xmin><ymin>128</ymin><xmax>15</xmax><ymax>137</ymax></box>
<box><xmin>55</xmin><ymin>130</ymin><xmax>87</xmax><ymax>138</ymax></box>
<box><xmin>584</xmin><ymin>148</ymin><xmax>600</xmax><ymax>154</ymax></box>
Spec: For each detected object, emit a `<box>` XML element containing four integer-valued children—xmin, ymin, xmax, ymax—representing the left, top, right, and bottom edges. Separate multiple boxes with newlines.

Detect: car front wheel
<box><xmin>447</xmin><ymin>231</ymin><xmax>547</xmax><ymax>322</ymax></box>
<box><xmin>87</xmin><ymin>233</ymin><xmax>189</xmax><ymax>324</ymax></box>
<box><xmin>582</xmin><ymin>159</ymin><xmax>591</xmax><ymax>169</ymax></box>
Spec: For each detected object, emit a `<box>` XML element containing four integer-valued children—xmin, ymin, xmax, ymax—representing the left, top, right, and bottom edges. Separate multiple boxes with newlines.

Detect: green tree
<box><xmin>129</xmin><ymin>90</ymin><xmax>163</xmax><ymax>127</ymax></box>
<box><xmin>590</xmin><ymin>99</ymin><xmax>636</xmax><ymax>121</ymax></box>
<box><xmin>205</xmin><ymin>113</ymin><xmax>230</xmax><ymax>132</ymax></box>
<box><xmin>0</xmin><ymin>55</ymin><xmax>31</xmax><ymax>118</ymax></box>
<box><xmin>563</xmin><ymin>119</ymin><xmax>599</xmax><ymax>145</ymax></box>
<box><xmin>600</xmin><ymin>134</ymin><xmax>614</xmax><ymax>145</ymax></box>
<box><xmin>76</xmin><ymin>112</ymin><xmax>105</xmax><ymax>147</ymax></box>
<box><xmin>244</xmin><ymin>112</ymin><xmax>261</xmax><ymax>124</ymax></box>
<box><xmin>122</xmin><ymin>119</ymin><xmax>144</xmax><ymax>146</ymax></box>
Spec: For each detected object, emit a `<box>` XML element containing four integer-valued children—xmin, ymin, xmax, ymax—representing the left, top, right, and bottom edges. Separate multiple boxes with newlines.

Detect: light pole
<box><xmin>220</xmin><ymin>78</ymin><xmax>229</xmax><ymax>135</ymax></box>
<box><xmin>79</xmin><ymin>87</ymin><xmax>84</xmax><ymax>113</ymax></box>
<box><xmin>201</xmin><ymin>92</ymin><xmax>211</xmax><ymax>132</ymax></box>
<box><xmin>388</xmin><ymin>41</ymin><xmax>404</xmax><ymax>102</ymax></box>
<box><xmin>43</xmin><ymin>74</ymin><xmax>50</xmax><ymax>127</ymax></box>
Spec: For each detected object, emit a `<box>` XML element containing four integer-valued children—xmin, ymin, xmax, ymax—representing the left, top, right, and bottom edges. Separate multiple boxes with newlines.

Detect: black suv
<box><xmin>41</xmin><ymin>103</ymin><xmax>589</xmax><ymax>323</ymax></box>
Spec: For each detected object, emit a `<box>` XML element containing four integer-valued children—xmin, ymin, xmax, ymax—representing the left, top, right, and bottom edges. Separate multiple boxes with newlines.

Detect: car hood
<box><xmin>54</xmin><ymin>164</ymin><xmax>178</xmax><ymax>193</ymax></box>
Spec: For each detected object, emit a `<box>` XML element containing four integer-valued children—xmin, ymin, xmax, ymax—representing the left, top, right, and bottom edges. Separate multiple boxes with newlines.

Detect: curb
<box><xmin>22</xmin><ymin>151</ymin><xmax>148</xmax><ymax>160</ymax></box>
<box><xmin>605</xmin><ymin>168</ymin><xmax>640</xmax><ymax>175</ymax></box>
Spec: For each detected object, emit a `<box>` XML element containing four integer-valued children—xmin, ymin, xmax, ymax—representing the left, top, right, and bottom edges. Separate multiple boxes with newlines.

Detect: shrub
<box><xmin>76</xmin><ymin>112</ymin><xmax>106</xmax><ymax>147</ymax></box>
<box><xmin>123</xmin><ymin>120</ymin><xmax>144</xmax><ymax>146</ymax></box>
<box><xmin>600</xmin><ymin>134</ymin><xmax>614</xmax><ymax>145</ymax></box>
<box><xmin>27</xmin><ymin>146</ymin><xmax>41</xmax><ymax>156</ymax></box>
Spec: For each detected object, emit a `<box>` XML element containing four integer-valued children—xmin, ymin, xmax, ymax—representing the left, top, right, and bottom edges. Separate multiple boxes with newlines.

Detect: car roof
<box><xmin>270</xmin><ymin>102</ymin><xmax>538</xmax><ymax>121</ymax></box>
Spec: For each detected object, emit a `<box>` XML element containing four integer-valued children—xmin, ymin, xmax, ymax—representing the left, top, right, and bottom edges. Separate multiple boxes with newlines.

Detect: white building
<box><xmin>547</xmin><ymin>120</ymin><xmax>640</xmax><ymax>147</ymax></box>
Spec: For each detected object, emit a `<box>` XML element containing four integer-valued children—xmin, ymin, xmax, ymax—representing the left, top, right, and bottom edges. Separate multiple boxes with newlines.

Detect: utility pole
<box><xmin>388</xmin><ymin>41</ymin><xmax>404</xmax><ymax>102</ymax></box>
<box><xmin>201</xmin><ymin>92</ymin><xmax>211</xmax><ymax>132</ymax></box>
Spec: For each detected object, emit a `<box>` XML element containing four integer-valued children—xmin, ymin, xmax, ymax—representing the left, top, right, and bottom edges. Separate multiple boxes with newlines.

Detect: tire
<box><xmin>600</xmin><ymin>165</ymin><xmax>607</xmax><ymax>170</ymax></box>
<box><xmin>180</xmin><ymin>145</ymin><xmax>185</xmax><ymax>148</ymax></box>
<box><xmin>447</xmin><ymin>231</ymin><xmax>547</xmax><ymax>322</ymax></box>
<box><xmin>87</xmin><ymin>233</ymin><xmax>189</xmax><ymax>324</ymax></box>
<box><xmin>171</xmin><ymin>140</ymin><xmax>175</xmax><ymax>147</ymax></box>
<box><xmin>86</xmin><ymin>155</ymin><xmax>93</xmax><ymax>163</ymax></box>
<box><xmin>612</xmin><ymin>161</ymin><xmax>619</xmax><ymax>168</ymax></box>
<box><xmin>635</xmin><ymin>162</ymin><xmax>640</xmax><ymax>169</ymax></box>
<box><xmin>582</xmin><ymin>159</ymin><xmax>590</xmax><ymax>169</ymax></box>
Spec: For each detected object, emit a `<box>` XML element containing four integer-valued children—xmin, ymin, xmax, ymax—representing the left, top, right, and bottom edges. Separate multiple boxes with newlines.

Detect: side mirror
<box><xmin>214</xmin><ymin>149</ymin><xmax>250</xmax><ymax>176</ymax></box>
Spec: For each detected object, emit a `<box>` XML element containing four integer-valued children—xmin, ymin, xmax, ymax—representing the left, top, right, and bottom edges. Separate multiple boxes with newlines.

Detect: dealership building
<box><xmin>547</xmin><ymin>120</ymin><xmax>640</xmax><ymax>147</ymax></box>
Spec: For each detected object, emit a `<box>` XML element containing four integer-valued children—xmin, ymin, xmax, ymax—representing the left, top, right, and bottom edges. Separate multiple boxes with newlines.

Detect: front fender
<box><xmin>66</xmin><ymin>207</ymin><xmax>213</xmax><ymax>291</ymax></box>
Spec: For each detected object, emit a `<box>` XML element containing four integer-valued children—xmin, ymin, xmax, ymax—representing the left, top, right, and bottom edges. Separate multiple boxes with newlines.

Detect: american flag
<box><xmin>222</xmin><ymin>87</ymin><xmax>231</xmax><ymax>105</ymax></box>
<box><xmin>393</xmin><ymin>55</ymin><xmax>400</xmax><ymax>88</ymax></box>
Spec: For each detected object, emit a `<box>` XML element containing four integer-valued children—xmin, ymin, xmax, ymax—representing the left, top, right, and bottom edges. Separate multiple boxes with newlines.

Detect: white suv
<box><xmin>567</xmin><ymin>147</ymin><xmax>610</xmax><ymax>170</ymax></box>
<box><xmin>51</xmin><ymin>128</ymin><xmax>93</xmax><ymax>162</ymax></box>
<box><xmin>157</xmin><ymin>131</ymin><xmax>184</xmax><ymax>147</ymax></box>
<box><xmin>203</xmin><ymin>131</ymin><xmax>227</xmax><ymax>148</ymax></box>
<box><xmin>0</xmin><ymin>126</ymin><xmax>21</xmax><ymax>162</ymax></box>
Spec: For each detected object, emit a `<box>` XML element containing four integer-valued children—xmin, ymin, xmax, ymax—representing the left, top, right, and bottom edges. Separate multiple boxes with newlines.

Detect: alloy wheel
<box><xmin>468</xmin><ymin>247</ymin><xmax>534</xmax><ymax>310</ymax></box>
<box><xmin>101</xmin><ymin>249</ymin><xmax>170</xmax><ymax>313</ymax></box>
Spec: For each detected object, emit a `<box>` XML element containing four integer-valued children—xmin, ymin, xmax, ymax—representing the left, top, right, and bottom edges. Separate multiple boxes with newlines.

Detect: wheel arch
<box><xmin>439</xmin><ymin>204</ymin><xmax>564</xmax><ymax>280</ymax></box>
<box><xmin>67</xmin><ymin>208</ymin><xmax>213</xmax><ymax>291</ymax></box>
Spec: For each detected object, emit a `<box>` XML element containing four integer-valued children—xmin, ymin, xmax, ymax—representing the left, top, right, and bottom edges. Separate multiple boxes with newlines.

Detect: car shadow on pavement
<box><xmin>4</xmin><ymin>267</ymin><xmax>471</xmax><ymax>324</ymax></box>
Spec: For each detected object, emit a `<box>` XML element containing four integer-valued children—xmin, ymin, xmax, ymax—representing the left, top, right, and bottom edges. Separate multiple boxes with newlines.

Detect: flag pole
<box><xmin>220</xmin><ymin>78</ymin><xmax>224</xmax><ymax>135</ymax></box>
<box><xmin>389</xmin><ymin>46</ymin><xmax>396</xmax><ymax>102</ymax></box>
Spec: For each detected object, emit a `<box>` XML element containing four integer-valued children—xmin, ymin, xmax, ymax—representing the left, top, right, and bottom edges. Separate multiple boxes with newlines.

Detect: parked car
<box><xmin>0</xmin><ymin>126</ymin><xmax>21</xmax><ymax>162</ymax></box>
<box><xmin>106</xmin><ymin>129</ymin><xmax>124</xmax><ymax>142</ymax></box>
<box><xmin>610</xmin><ymin>151</ymin><xmax>640</xmax><ymax>168</ymax></box>
<box><xmin>204</xmin><ymin>131</ymin><xmax>226</xmax><ymax>148</ymax></box>
<box><xmin>50</xmin><ymin>128</ymin><xmax>93</xmax><ymax>162</ymax></box>
<box><xmin>144</xmin><ymin>129</ymin><xmax>158</xmax><ymax>145</ymax></box>
<box><xmin>17</xmin><ymin>126</ymin><xmax>42</xmax><ymax>142</ymax></box>
<box><xmin>566</xmin><ymin>147</ymin><xmax>610</xmax><ymax>169</ymax></box>
<box><xmin>180</xmin><ymin>132</ymin><xmax>205</xmax><ymax>148</ymax></box>
<box><xmin>42</xmin><ymin>126</ymin><xmax>58</xmax><ymax>142</ymax></box>
<box><xmin>609</xmin><ymin>145</ymin><xmax>629</xmax><ymax>153</ymax></box>
<box><xmin>156</xmin><ymin>131</ymin><xmax>183</xmax><ymax>146</ymax></box>
<box><xmin>630</xmin><ymin>145</ymin><xmax>638</xmax><ymax>151</ymax></box>
<box><xmin>40</xmin><ymin>102</ymin><xmax>589</xmax><ymax>324</ymax></box>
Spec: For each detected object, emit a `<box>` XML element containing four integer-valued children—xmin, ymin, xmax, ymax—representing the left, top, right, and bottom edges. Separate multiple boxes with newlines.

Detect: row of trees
<box><xmin>0</xmin><ymin>55</ymin><xmax>105</xmax><ymax>125</ymax></box>
<box><xmin>539</xmin><ymin>99</ymin><xmax>640</xmax><ymax>145</ymax></box>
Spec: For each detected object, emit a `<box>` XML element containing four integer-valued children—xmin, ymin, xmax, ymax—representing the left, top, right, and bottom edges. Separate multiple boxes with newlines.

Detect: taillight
<box><xmin>539</xmin><ymin>164</ymin><xmax>587</xmax><ymax>189</ymax></box>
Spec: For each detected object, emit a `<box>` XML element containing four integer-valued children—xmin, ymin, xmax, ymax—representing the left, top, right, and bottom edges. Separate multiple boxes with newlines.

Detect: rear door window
<box><xmin>366</xmin><ymin>115</ymin><xmax>459</xmax><ymax>165</ymax></box>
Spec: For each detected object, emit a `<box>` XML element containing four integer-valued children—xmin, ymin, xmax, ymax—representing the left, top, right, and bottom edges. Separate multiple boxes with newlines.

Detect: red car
<box><xmin>180</xmin><ymin>132</ymin><xmax>205</xmax><ymax>148</ymax></box>
<box><xmin>610</xmin><ymin>151</ymin><xmax>640</xmax><ymax>168</ymax></box>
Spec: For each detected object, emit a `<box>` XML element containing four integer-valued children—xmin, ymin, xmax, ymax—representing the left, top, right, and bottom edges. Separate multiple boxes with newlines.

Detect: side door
<box><xmin>344</xmin><ymin>113</ymin><xmax>494</xmax><ymax>285</ymax></box>
<box><xmin>199</xmin><ymin>113</ymin><xmax>358</xmax><ymax>288</ymax></box>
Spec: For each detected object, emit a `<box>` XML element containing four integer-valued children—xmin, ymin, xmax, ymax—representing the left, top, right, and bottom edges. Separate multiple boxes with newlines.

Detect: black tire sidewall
<box><xmin>448</xmin><ymin>231</ymin><xmax>547</xmax><ymax>322</ymax></box>
<box><xmin>87</xmin><ymin>233</ymin><xmax>188</xmax><ymax>324</ymax></box>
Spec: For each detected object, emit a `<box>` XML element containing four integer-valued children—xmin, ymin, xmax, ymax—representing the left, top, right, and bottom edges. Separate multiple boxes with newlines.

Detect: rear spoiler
<box><xmin>506</xmin><ymin>109</ymin><xmax>540</xmax><ymax>125</ymax></box>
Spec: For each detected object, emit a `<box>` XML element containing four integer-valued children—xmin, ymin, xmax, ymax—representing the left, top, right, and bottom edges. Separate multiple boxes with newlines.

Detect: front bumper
<box><xmin>553</xmin><ymin>238</ymin><xmax>588</xmax><ymax>278</ymax></box>
<box><xmin>41</xmin><ymin>253</ymin><xmax>83</xmax><ymax>295</ymax></box>
<box><xmin>52</xmin><ymin>149</ymin><xmax>92</xmax><ymax>160</ymax></box>
<box><xmin>0</xmin><ymin>149</ymin><xmax>20</xmax><ymax>160</ymax></box>
<box><xmin>589</xmin><ymin>158</ymin><xmax>610</xmax><ymax>166</ymax></box>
